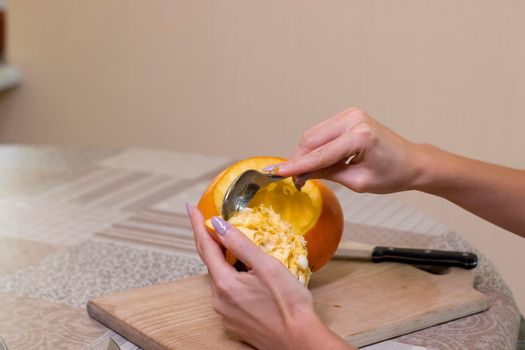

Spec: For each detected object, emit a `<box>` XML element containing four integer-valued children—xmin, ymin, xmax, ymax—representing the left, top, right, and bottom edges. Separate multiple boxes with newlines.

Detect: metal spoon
<box><xmin>222</xmin><ymin>170</ymin><xmax>287</xmax><ymax>220</ymax></box>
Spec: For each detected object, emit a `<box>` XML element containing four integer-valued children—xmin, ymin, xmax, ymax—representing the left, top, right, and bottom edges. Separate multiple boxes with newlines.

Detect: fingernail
<box><xmin>211</xmin><ymin>216</ymin><xmax>230</xmax><ymax>236</ymax></box>
<box><xmin>185</xmin><ymin>203</ymin><xmax>193</xmax><ymax>216</ymax></box>
<box><xmin>262</xmin><ymin>164</ymin><xmax>281</xmax><ymax>174</ymax></box>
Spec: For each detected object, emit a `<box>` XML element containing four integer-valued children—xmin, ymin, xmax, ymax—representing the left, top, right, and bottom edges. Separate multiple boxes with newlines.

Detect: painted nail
<box><xmin>262</xmin><ymin>164</ymin><xmax>276</xmax><ymax>173</ymax></box>
<box><xmin>211</xmin><ymin>216</ymin><xmax>231</xmax><ymax>236</ymax></box>
<box><xmin>262</xmin><ymin>164</ymin><xmax>281</xmax><ymax>174</ymax></box>
<box><xmin>185</xmin><ymin>203</ymin><xmax>193</xmax><ymax>216</ymax></box>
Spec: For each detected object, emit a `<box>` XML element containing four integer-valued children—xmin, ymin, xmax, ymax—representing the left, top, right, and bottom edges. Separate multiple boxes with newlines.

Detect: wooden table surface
<box><xmin>0</xmin><ymin>145</ymin><xmax>522</xmax><ymax>350</ymax></box>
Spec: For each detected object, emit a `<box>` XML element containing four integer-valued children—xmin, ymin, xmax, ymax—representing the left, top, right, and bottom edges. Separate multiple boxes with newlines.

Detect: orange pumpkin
<box><xmin>198</xmin><ymin>156</ymin><xmax>344</xmax><ymax>283</ymax></box>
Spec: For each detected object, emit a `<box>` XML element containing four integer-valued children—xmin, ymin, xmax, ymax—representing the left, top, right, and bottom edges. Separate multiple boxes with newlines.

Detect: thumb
<box><xmin>293</xmin><ymin>162</ymin><xmax>351</xmax><ymax>190</ymax></box>
<box><xmin>210</xmin><ymin>216</ymin><xmax>275</xmax><ymax>270</ymax></box>
<box><xmin>272</xmin><ymin>135</ymin><xmax>358</xmax><ymax>177</ymax></box>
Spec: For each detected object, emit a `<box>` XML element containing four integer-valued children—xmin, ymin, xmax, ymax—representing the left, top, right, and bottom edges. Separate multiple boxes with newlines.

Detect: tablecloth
<box><xmin>0</xmin><ymin>146</ymin><xmax>521</xmax><ymax>350</ymax></box>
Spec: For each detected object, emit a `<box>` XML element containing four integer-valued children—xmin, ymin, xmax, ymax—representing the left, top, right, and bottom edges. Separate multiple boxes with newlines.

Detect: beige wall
<box><xmin>1</xmin><ymin>1</ymin><xmax>524</xmax><ymax>311</ymax></box>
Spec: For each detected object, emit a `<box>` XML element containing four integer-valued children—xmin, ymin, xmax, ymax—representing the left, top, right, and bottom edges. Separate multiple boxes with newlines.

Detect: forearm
<box><xmin>413</xmin><ymin>144</ymin><xmax>525</xmax><ymax>237</ymax></box>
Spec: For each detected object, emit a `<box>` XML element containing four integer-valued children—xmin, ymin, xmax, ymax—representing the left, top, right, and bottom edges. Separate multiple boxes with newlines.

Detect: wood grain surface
<box><xmin>88</xmin><ymin>260</ymin><xmax>488</xmax><ymax>349</ymax></box>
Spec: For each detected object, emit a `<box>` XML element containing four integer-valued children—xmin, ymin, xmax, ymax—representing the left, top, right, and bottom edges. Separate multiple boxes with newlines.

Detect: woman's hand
<box><xmin>187</xmin><ymin>204</ymin><xmax>354</xmax><ymax>350</ymax></box>
<box><xmin>268</xmin><ymin>107</ymin><xmax>525</xmax><ymax>237</ymax></box>
<box><xmin>265</xmin><ymin>107</ymin><xmax>426</xmax><ymax>194</ymax></box>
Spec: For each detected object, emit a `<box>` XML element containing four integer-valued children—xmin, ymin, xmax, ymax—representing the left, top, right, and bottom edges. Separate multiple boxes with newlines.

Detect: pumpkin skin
<box><xmin>197</xmin><ymin>156</ymin><xmax>344</xmax><ymax>272</ymax></box>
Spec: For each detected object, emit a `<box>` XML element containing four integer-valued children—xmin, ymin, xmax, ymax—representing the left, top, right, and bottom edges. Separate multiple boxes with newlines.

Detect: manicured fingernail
<box><xmin>185</xmin><ymin>203</ymin><xmax>193</xmax><ymax>216</ymax></box>
<box><xmin>211</xmin><ymin>216</ymin><xmax>230</xmax><ymax>236</ymax></box>
<box><xmin>262</xmin><ymin>164</ymin><xmax>276</xmax><ymax>173</ymax></box>
<box><xmin>262</xmin><ymin>164</ymin><xmax>282</xmax><ymax>174</ymax></box>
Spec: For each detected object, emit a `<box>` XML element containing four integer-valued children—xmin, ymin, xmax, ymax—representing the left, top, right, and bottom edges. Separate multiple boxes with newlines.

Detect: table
<box><xmin>0</xmin><ymin>145</ymin><xmax>522</xmax><ymax>350</ymax></box>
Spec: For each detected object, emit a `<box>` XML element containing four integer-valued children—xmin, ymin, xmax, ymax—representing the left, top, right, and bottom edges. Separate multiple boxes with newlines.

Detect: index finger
<box><xmin>278</xmin><ymin>134</ymin><xmax>358</xmax><ymax>177</ymax></box>
<box><xmin>187</xmin><ymin>204</ymin><xmax>234</xmax><ymax>280</ymax></box>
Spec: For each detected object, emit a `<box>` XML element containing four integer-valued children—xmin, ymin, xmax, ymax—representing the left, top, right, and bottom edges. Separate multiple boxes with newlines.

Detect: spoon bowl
<box><xmin>221</xmin><ymin>170</ymin><xmax>287</xmax><ymax>220</ymax></box>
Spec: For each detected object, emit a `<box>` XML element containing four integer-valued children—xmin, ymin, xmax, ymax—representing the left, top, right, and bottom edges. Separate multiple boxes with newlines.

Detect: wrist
<box><xmin>409</xmin><ymin>143</ymin><xmax>465</xmax><ymax>197</ymax></box>
<box><xmin>285</xmin><ymin>306</ymin><xmax>319</xmax><ymax>349</ymax></box>
<box><xmin>287</xmin><ymin>307</ymin><xmax>355</xmax><ymax>350</ymax></box>
<box><xmin>408</xmin><ymin>143</ymin><xmax>445</xmax><ymax>193</ymax></box>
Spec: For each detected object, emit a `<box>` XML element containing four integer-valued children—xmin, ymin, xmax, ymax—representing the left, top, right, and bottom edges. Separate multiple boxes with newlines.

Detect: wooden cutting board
<box><xmin>87</xmin><ymin>260</ymin><xmax>488</xmax><ymax>349</ymax></box>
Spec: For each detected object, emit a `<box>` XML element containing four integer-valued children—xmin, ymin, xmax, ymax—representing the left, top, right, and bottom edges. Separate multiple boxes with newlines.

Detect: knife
<box><xmin>334</xmin><ymin>241</ymin><xmax>478</xmax><ymax>269</ymax></box>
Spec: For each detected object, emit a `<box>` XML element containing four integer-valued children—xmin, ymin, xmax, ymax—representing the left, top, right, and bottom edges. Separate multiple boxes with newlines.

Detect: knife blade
<box><xmin>334</xmin><ymin>241</ymin><xmax>478</xmax><ymax>269</ymax></box>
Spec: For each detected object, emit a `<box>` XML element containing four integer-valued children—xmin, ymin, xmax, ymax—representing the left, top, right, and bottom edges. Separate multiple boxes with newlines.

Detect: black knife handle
<box><xmin>372</xmin><ymin>246</ymin><xmax>478</xmax><ymax>269</ymax></box>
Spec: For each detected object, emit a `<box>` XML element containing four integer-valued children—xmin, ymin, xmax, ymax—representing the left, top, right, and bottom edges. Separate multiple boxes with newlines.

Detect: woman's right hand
<box><xmin>266</xmin><ymin>108</ymin><xmax>428</xmax><ymax>194</ymax></box>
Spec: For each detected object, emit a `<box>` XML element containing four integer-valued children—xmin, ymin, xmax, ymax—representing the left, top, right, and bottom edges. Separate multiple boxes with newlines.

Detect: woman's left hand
<box><xmin>186</xmin><ymin>204</ymin><xmax>354</xmax><ymax>350</ymax></box>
